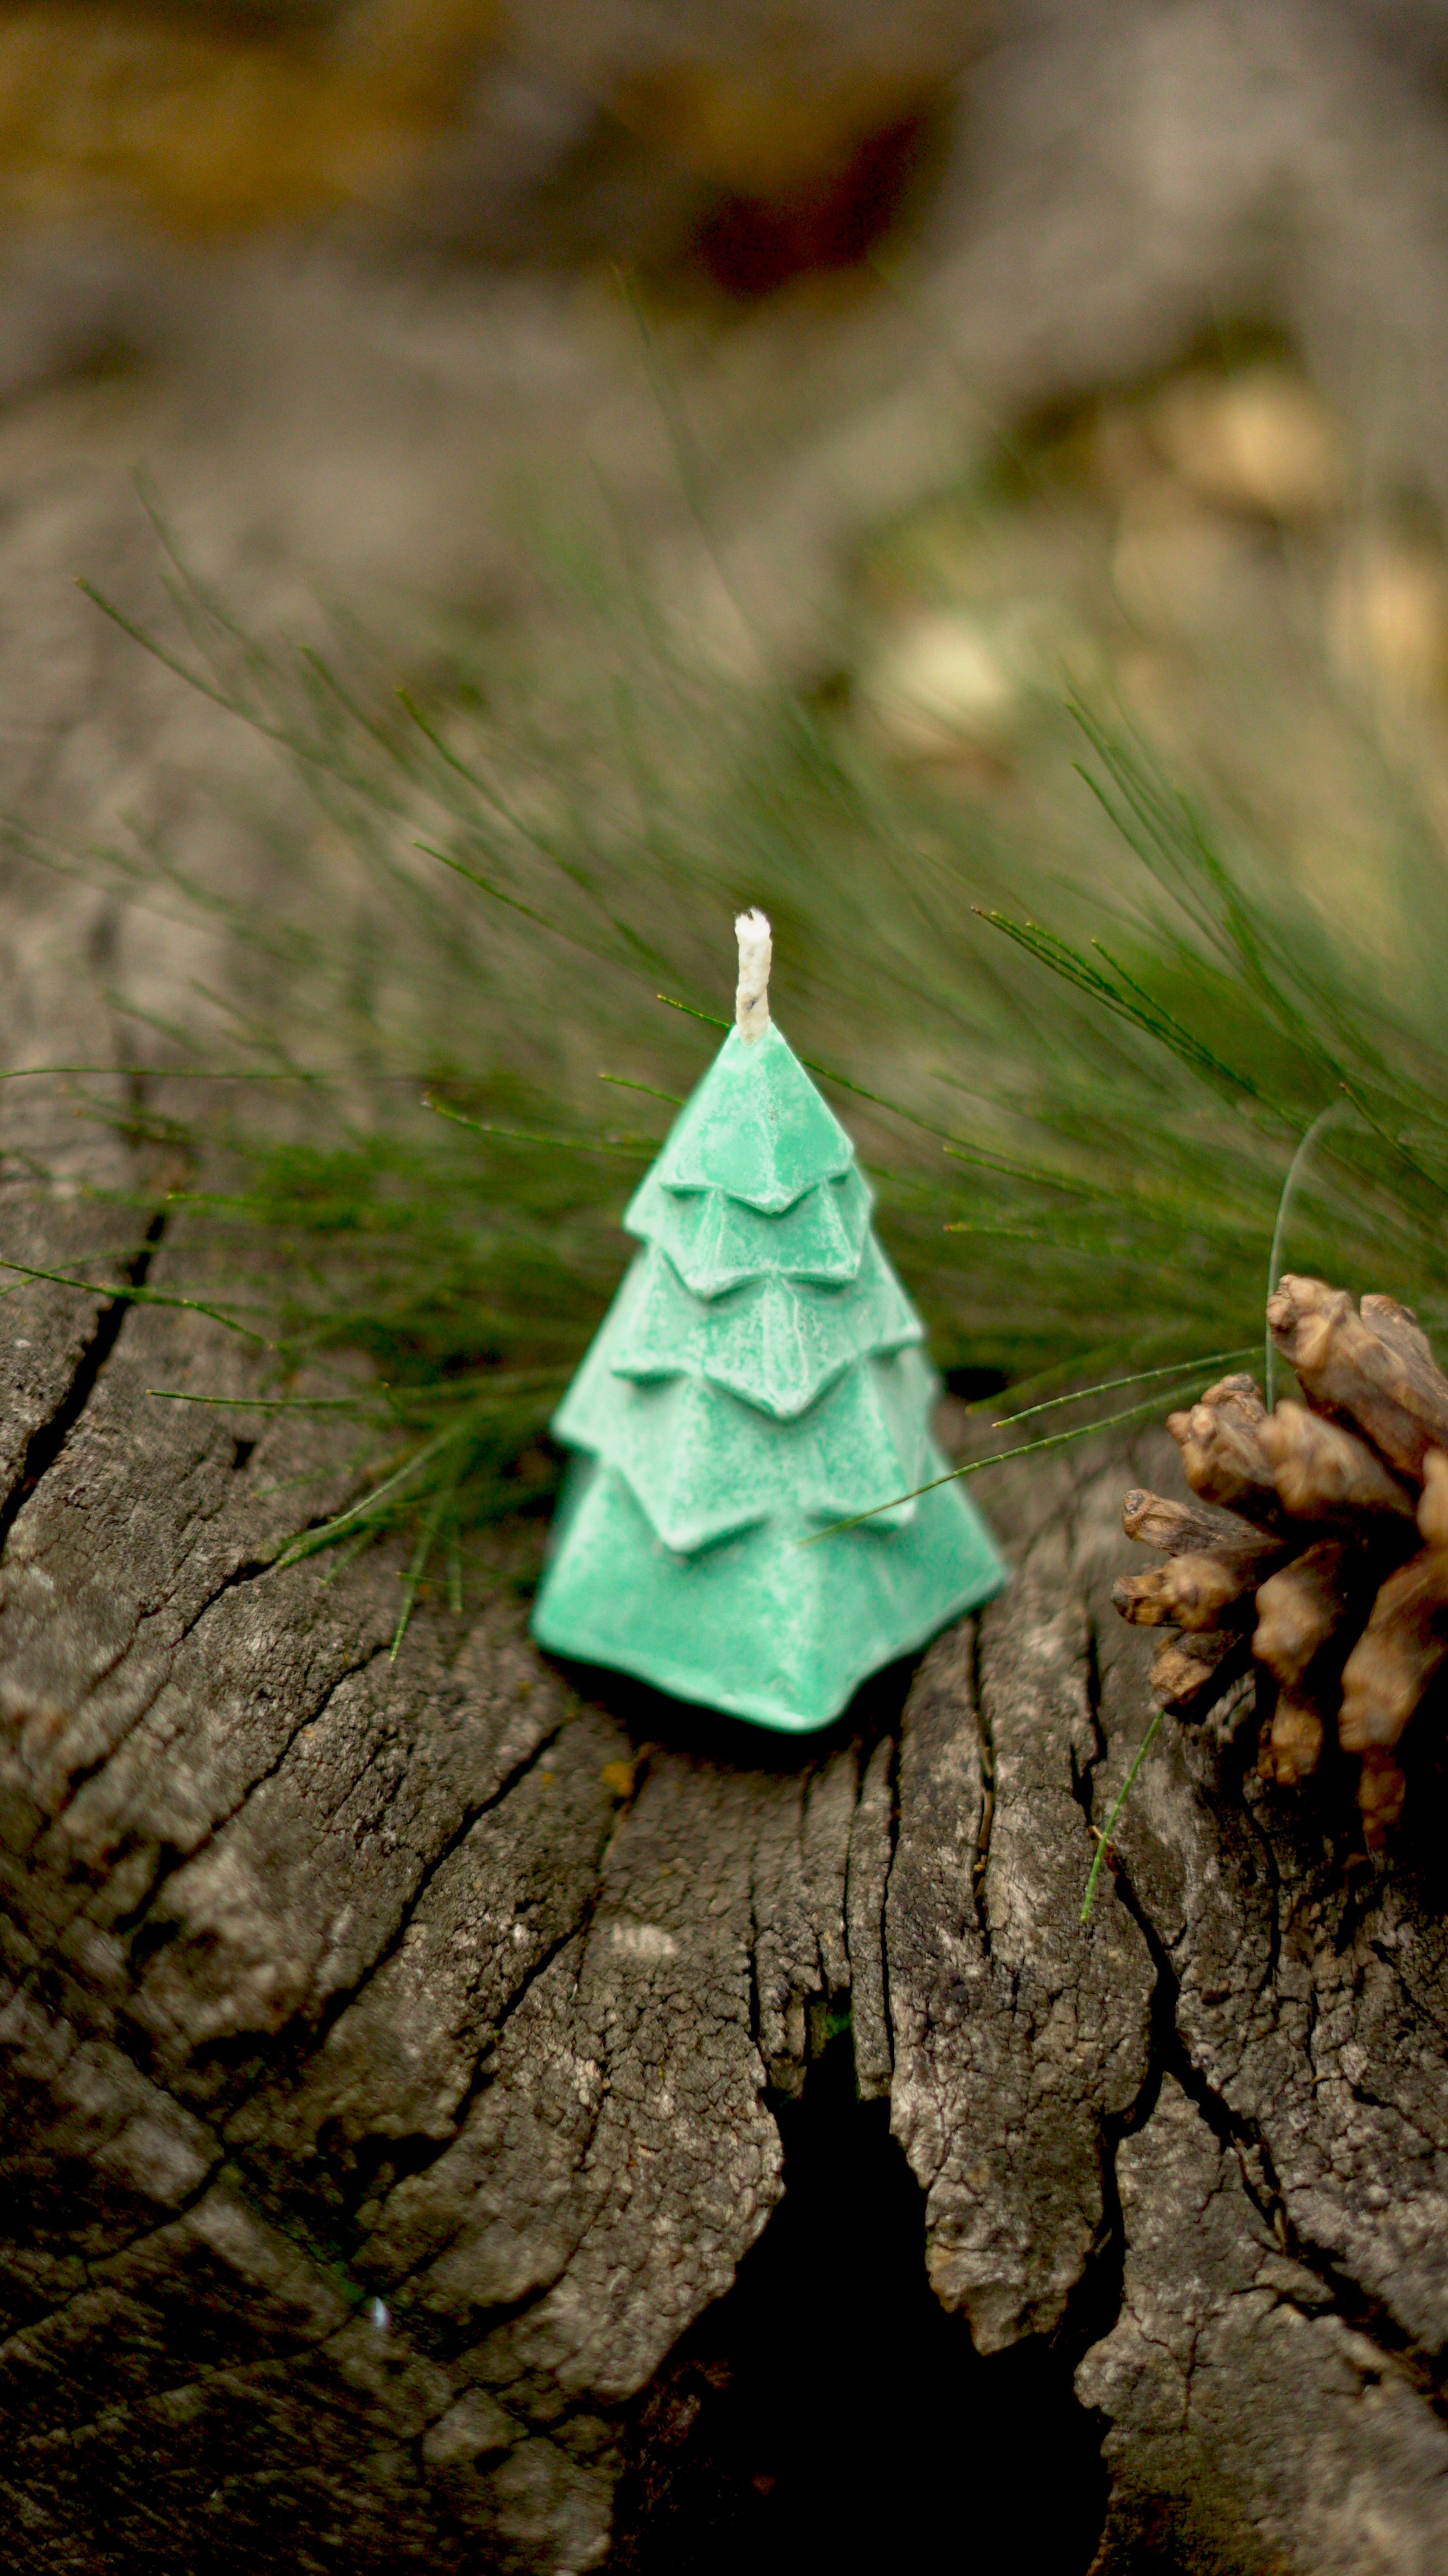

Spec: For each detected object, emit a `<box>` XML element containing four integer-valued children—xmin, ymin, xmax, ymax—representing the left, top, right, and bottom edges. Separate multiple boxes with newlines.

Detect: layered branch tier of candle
<box><xmin>532</xmin><ymin>1007</ymin><xmax>1003</xmax><ymax>1733</ymax></box>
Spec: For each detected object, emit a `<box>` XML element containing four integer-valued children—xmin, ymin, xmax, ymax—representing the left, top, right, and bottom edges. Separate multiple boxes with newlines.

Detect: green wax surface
<box><xmin>532</xmin><ymin>1009</ymin><xmax>1007</xmax><ymax>1734</ymax></box>
<box><xmin>532</xmin><ymin>1454</ymin><xmax>1006</xmax><ymax>1733</ymax></box>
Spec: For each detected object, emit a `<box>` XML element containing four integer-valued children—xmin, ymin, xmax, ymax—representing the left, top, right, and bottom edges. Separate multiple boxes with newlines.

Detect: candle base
<box><xmin>533</xmin><ymin>1449</ymin><xmax>1005</xmax><ymax>1734</ymax></box>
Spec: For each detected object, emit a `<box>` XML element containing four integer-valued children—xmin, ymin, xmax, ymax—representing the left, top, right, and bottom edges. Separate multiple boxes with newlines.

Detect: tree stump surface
<box><xmin>6</xmin><ymin>55</ymin><xmax>1448</xmax><ymax>2554</ymax></box>
<box><xmin>2</xmin><ymin>1109</ymin><xmax>1447</xmax><ymax>2576</ymax></box>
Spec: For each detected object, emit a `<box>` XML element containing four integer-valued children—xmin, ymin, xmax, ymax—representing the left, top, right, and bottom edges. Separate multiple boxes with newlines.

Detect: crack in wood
<box><xmin>1114</xmin><ymin>1841</ymin><xmax>1448</xmax><ymax>2419</ymax></box>
<box><xmin>0</xmin><ymin>1208</ymin><xmax>165</xmax><ymax>1558</ymax></box>
<box><xmin>6</xmin><ymin>1280</ymin><xmax>1448</xmax><ymax>2570</ymax></box>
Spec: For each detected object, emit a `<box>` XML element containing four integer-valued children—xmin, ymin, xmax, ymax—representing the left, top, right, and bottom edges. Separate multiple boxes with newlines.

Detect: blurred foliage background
<box><xmin>0</xmin><ymin>0</ymin><xmax>965</xmax><ymax>258</ymax></box>
<box><xmin>10</xmin><ymin>0</ymin><xmax>1448</xmax><ymax>1599</ymax></box>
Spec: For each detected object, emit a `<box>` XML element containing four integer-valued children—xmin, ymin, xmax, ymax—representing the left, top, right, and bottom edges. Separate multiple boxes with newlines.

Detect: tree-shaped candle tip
<box><xmin>532</xmin><ymin>916</ymin><xmax>1006</xmax><ymax>1732</ymax></box>
<box><xmin>734</xmin><ymin>908</ymin><xmax>772</xmax><ymax>1044</ymax></box>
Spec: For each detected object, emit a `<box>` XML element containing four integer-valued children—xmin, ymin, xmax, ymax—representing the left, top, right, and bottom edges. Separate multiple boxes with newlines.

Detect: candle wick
<box><xmin>734</xmin><ymin>908</ymin><xmax>772</xmax><ymax>1045</ymax></box>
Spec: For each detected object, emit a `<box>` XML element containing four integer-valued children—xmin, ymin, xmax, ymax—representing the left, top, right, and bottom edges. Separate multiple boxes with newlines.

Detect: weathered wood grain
<box><xmin>889</xmin><ymin>1518</ymin><xmax>1155</xmax><ymax>2353</ymax></box>
<box><xmin>1078</xmin><ymin>2074</ymin><xmax>1448</xmax><ymax>2575</ymax></box>
<box><xmin>2</xmin><ymin>1112</ymin><xmax>1447</xmax><ymax>2572</ymax></box>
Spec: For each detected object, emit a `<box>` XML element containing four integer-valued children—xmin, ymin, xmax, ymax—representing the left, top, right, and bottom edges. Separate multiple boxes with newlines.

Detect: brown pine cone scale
<box><xmin>1252</xmin><ymin>1539</ymin><xmax>1354</xmax><ymax>1687</ymax></box>
<box><xmin>1150</xmin><ymin>1626</ymin><xmax>1249</xmax><ymax>1713</ymax></box>
<box><xmin>1164</xmin><ymin>1374</ymin><xmax>1282</xmax><ymax>1525</ymax></box>
<box><xmin>1257</xmin><ymin>1405</ymin><xmax>1419</xmax><ymax>1524</ymax></box>
<box><xmin>1263</xmin><ymin>1686</ymin><xmax>1325</xmax><ymax>1787</ymax></box>
<box><xmin>1121</xmin><ymin>1487</ymin><xmax>1277</xmax><ymax>1561</ymax></box>
<box><xmin>1266</xmin><ymin>1278</ymin><xmax>1448</xmax><ymax>1479</ymax></box>
<box><xmin>1114</xmin><ymin>1552</ymin><xmax>1267</xmax><ymax>1630</ymax></box>
<box><xmin>1119</xmin><ymin>1276</ymin><xmax>1448</xmax><ymax>1849</ymax></box>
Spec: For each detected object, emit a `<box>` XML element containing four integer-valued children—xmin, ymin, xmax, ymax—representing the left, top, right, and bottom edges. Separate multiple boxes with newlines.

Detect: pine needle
<box><xmin>1081</xmin><ymin>1711</ymin><xmax>1164</xmax><ymax>1924</ymax></box>
<box><xmin>39</xmin><ymin>516</ymin><xmax>1448</xmax><ymax>1605</ymax></box>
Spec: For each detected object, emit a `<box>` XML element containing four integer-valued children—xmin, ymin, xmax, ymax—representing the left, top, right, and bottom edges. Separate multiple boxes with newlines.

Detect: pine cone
<box><xmin>1114</xmin><ymin>1277</ymin><xmax>1448</xmax><ymax>1846</ymax></box>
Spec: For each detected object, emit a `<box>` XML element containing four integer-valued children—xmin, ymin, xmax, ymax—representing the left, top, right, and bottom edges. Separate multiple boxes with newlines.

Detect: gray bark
<box><xmin>7</xmin><ymin>23</ymin><xmax>1448</xmax><ymax>2538</ymax></box>
<box><xmin>4</xmin><ymin>1140</ymin><xmax>1447</xmax><ymax>2571</ymax></box>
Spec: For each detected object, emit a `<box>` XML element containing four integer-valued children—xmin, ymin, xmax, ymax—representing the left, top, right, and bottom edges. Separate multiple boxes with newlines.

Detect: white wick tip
<box><xmin>734</xmin><ymin>908</ymin><xmax>772</xmax><ymax>1043</ymax></box>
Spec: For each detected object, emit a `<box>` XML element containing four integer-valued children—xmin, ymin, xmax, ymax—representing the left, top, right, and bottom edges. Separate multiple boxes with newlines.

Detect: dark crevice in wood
<box><xmin>1073</xmin><ymin>1612</ymin><xmax>1109</xmax><ymax>1825</ymax></box>
<box><xmin>968</xmin><ymin>1613</ymin><xmax>994</xmax><ymax>1925</ymax></box>
<box><xmin>611</xmin><ymin>2032</ymin><xmax>1107</xmax><ymax>2572</ymax></box>
<box><xmin>744</xmin><ymin>1879</ymin><xmax>763</xmax><ymax>2058</ymax></box>
<box><xmin>874</xmin><ymin>1727</ymin><xmax>900</xmax><ymax>2071</ymax></box>
<box><xmin>0</xmin><ymin>1205</ymin><xmax>165</xmax><ymax>1557</ymax></box>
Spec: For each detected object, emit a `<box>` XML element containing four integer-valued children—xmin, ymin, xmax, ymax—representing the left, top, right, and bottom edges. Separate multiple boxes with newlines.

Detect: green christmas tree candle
<box><xmin>531</xmin><ymin>911</ymin><xmax>1007</xmax><ymax>1731</ymax></box>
